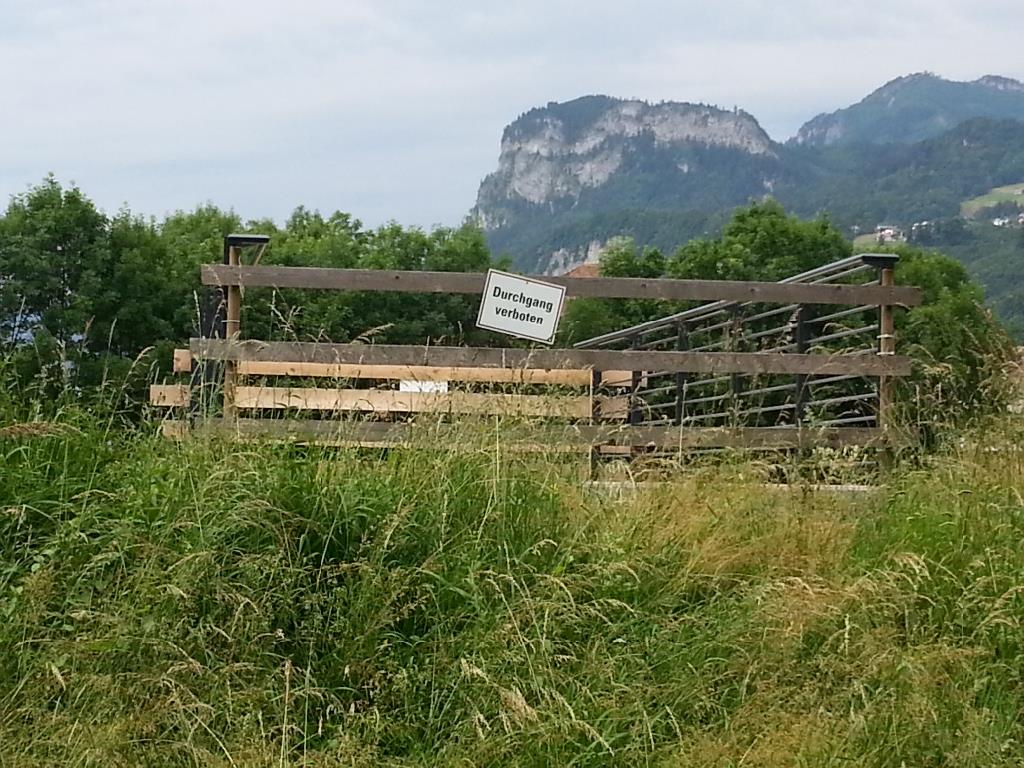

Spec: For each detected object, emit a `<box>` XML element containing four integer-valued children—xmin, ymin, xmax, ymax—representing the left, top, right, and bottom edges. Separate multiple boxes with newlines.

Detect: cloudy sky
<box><xmin>2</xmin><ymin>0</ymin><xmax>1022</xmax><ymax>229</ymax></box>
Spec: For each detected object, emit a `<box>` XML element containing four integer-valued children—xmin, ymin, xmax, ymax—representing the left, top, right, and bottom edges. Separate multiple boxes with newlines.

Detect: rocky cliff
<box><xmin>472</xmin><ymin>96</ymin><xmax>781</xmax><ymax>270</ymax></box>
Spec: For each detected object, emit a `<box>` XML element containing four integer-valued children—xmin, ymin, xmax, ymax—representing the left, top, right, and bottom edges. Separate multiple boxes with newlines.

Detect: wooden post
<box><xmin>674</xmin><ymin>321</ymin><xmax>688</xmax><ymax>426</ymax></box>
<box><xmin>223</xmin><ymin>243</ymin><xmax>241</xmax><ymax>419</ymax></box>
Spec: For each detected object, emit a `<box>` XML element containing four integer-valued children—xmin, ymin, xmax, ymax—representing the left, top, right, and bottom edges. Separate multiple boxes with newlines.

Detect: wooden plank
<box><xmin>190</xmin><ymin>418</ymin><xmax>892</xmax><ymax>449</ymax></box>
<box><xmin>233</xmin><ymin>386</ymin><xmax>596</xmax><ymax>418</ymax></box>
<box><xmin>173</xmin><ymin>349</ymin><xmax>193</xmax><ymax>373</ymax></box>
<box><xmin>237</xmin><ymin>360</ymin><xmax>632</xmax><ymax>387</ymax></box>
<box><xmin>201</xmin><ymin>265</ymin><xmax>923</xmax><ymax>307</ymax></box>
<box><xmin>234</xmin><ymin>360</ymin><xmax>593</xmax><ymax>386</ymax></box>
<box><xmin>150</xmin><ymin>384</ymin><xmax>189</xmax><ymax>407</ymax></box>
<box><xmin>192</xmin><ymin>339</ymin><xmax>914</xmax><ymax>377</ymax></box>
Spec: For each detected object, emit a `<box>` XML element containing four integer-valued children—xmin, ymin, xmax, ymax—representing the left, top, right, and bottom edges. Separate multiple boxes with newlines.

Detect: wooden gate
<box><xmin>151</xmin><ymin>235</ymin><xmax>920</xmax><ymax>454</ymax></box>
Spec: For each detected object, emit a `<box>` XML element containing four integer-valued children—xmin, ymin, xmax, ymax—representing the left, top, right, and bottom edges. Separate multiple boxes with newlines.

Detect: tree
<box><xmin>667</xmin><ymin>199</ymin><xmax>851</xmax><ymax>281</ymax></box>
<box><xmin>558</xmin><ymin>237</ymin><xmax>669</xmax><ymax>344</ymax></box>
<box><xmin>0</xmin><ymin>176</ymin><xmax>110</xmax><ymax>348</ymax></box>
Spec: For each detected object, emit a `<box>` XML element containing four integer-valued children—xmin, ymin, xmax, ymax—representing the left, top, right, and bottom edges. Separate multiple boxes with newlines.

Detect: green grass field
<box><xmin>852</xmin><ymin>233</ymin><xmax>879</xmax><ymax>250</ymax></box>
<box><xmin>960</xmin><ymin>182</ymin><xmax>1024</xmax><ymax>217</ymax></box>
<box><xmin>2</xmin><ymin>403</ymin><xmax>1024</xmax><ymax>766</ymax></box>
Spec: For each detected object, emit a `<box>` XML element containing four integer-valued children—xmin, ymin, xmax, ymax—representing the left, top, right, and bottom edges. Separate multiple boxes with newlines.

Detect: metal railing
<box><xmin>574</xmin><ymin>254</ymin><xmax>900</xmax><ymax>435</ymax></box>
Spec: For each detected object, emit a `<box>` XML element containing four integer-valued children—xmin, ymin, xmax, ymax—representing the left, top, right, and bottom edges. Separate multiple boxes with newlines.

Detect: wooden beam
<box><xmin>192</xmin><ymin>339</ymin><xmax>914</xmax><ymax>377</ymax></box>
<box><xmin>190</xmin><ymin>418</ymin><xmax>892</xmax><ymax>449</ymax></box>
<box><xmin>176</xmin><ymin>353</ymin><xmax>631</xmax><ymax>386</ymax></box>
<box><xmin>173</xmin><ymin>349</ymin><xmax>193</xmax><ymax>373</ymax></box>
<box><xmin>150</xmin><ymin>384</ymin><xmax>189</xmax><ymax>407</ymax></box>
<box><xmin>201</xmin><ymin>265</ymin><xmax>922</xmax><ymax>307</ymax></box>
<box><xmin>232</xmin><ymin>386</ymin><xmax>604</xmax><ymax>418</ymax></box>
<box><xmin>232</xmin><ymin>360</ymin><xmax>631</xmax><ymax>386</ymax></box>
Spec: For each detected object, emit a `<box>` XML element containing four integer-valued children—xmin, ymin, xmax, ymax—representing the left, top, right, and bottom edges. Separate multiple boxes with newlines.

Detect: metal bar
<box><xmin>683</xmin><ymin>392</ymin><xmax>732</xmax><ymax>406</ymax></box>
<box><xmin>746</xmin><ymin>322</ymin><xmax>796</xmax><ymax>342</ymax></box>
<box><xmin>795</xmin><ymin>305</ymin><xmax>809</xmax><ymax>425</ymax></box>
<box><xmin>680</xmin><ymin>375</ymin><xmax>733</xmax><ymax>389</ymax></box>
<box><xmin>808</xmin><ymin>373</ymin><xmax>868</xmax><ymax>387</ymax></box>
<box><xmin>574</xmin><ymin>255</ymin><xmax>920</xmax><ymax>348</ymax></box>
<box><xmin>804</xmin><ymin>392</ymin><xmax>875</xmax><ymax>408</ymax></box>
<box><xmin>878</xmin><ymin>266</ymin><xmax>896</xmax><ymax>434</ymax></box>
<box><xmin>809</xmin><ymin>265</ymin><xmax>873</xmax><ymax>284</ymax></box>
<box><xmin>740</xmin><ymin>381</ymin><xmax>799</xmax><ymax>398</ymax></box>
<box><xmin>808</xmin><ymin>305</ymin><xmax>873</xmax><ymax>325</ymax></box>
<box><xmin>817</xmin><ymin>415</ymin><xmax>877</xmax><ymax>426</ymax></box>
<box><xmin>629</xmin><ymin>335</ymin><xmax>641</xmax><ymax>426</ymax></box>
<box><xmin>671</xmin><ymin>321</ymin><xmax>688</xmax><ymax>423</ymax></box>
<box><xmin>809</xmin><ymin>324</ymin><xmax>877</xmax><ymax>346</ymax></box>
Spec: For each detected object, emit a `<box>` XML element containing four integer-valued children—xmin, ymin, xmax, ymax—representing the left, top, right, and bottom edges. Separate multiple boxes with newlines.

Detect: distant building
<box><xmin>874</xmin><ymin>224</ymin><xmax>905</xmax><ymax>243</ymax></box>
<box><xmin>563</xmin><ymin>262</ymin><xmax>601</xmax><ymax>279</ymax></box>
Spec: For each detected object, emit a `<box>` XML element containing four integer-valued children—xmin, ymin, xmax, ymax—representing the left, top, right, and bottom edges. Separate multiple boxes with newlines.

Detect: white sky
<box><xmin>1</xmin><ymin>0</ymin><xmax>1022</xmax><ymax>229</ymax></box>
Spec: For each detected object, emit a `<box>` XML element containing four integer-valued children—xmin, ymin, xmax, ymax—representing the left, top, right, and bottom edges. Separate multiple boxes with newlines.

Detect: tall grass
<box><xmin>2</xmin><ymin>403</ymin><xmax>1023</xmax><ymax>766</ymax></box>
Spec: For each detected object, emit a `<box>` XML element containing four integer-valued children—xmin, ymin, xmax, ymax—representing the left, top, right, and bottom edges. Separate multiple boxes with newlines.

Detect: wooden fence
<box><xmin>150</xmin><ymin>236</ymin><xmax>921</xmax><ymax>455</ymax></box>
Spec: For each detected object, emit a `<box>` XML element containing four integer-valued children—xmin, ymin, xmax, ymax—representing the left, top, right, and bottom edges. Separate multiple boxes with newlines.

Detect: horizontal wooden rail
<box><xmin>191</xmin><ymin>339</ymin><xmax>914</xmax><ymax>377</ymax></box>
<box><xmin>149</xmin><ymin>384</ymin><xmax>628</xmax><ymax>419</ymax></box>
<box><xmin>150</xmin><ymin>384</ymin><xmax>188</xmax><ymax>407</ymax></box>
<box><xmin>177</xmin><ymin>418</ymin><xmax>893</xmax><ymax>450</ymax></box>
<box><xmin>201</xmin><ymin>265</ymin><xmax>922</xmax><ymax>306</ymax></box>
<box><xmin>234</xmin><ymin>387</ymin><xmax>617</xmax><ymax>418</ymax></box>
<box><xmin>171</xmin><ymin>349</ymin><xmax>632</xmax><ymax>386</ymax></box>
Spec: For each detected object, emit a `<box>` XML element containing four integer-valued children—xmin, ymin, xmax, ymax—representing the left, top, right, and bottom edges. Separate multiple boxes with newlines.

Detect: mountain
<box><xmin>792</xmin><ymin>72</ymin><xmax>1024</xmax><ymax>146</ymax></box>
<box><xmin>473</xmin><ymin>96</ymin><xmax>790</xmax><ymax>272</ymax></box>
<box><xmin>472</xmin><ymin>81</ymin><xmax>1024</xmax><ymax>276</ymax></box>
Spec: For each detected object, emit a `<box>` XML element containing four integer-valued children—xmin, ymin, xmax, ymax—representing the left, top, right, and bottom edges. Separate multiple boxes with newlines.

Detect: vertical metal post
<box><xmin>223</xmin><ymin>242</ymin><xmax>241</xmax><ymax>419</ymax></box>
<box><xmin>794</xmin><ymin>305</ymin><xmax>809</xmax><ymax>425</ymax></box>
<box><xmin>674</xmin><ymin>321</ymin><xmax>688</xmax><ymax>426</ymax></box>
<box><xmin>589</xmin><ymin>368</ymin><xmax>601</xmax><ymax>480</ymax></box>
<box><xmin>877</xmin><ymin>266</ymin><xmax>896</xmax><ymax>432</ymax></box>
<box><xmin>729</xmin><ymin>306</ymin><xmax>743</xmax><ymax>427</ymax></box>
<box><xmin>190</xmin><ymin>286</ymin><xmax>225</xmax><ymax>419</ymax></box>
<box><xmin>877</xmin><ymin>265</ymin><xmax>897</xmax><ymax>473</ymax></box>
<box><xmin>629</xmin><ymin>335</ymin><xmax>642</xmax><ymax>426</ymax></box>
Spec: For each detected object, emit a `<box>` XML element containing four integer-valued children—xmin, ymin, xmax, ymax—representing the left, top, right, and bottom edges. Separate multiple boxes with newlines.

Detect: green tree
<box><xmin>0</xmin><ymin>176</ymin><xmax>110</xmax><ymax>348</ymax></box>
<box><xmin>667</xmin><ymin>200</ymin><xmax>851</xmax><ymax>281</ymax></box>
<box><xmin>559</xmin><ymin>237</ymin><xmax>669</xmax><ymax>344</ymax></box>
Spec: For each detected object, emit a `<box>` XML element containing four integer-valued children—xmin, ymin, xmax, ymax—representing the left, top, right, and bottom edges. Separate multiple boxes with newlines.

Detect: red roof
<box><xmin>564</xmin><ymin>262</ymin><xmax>601</xmax><ymax>278</ymax></box>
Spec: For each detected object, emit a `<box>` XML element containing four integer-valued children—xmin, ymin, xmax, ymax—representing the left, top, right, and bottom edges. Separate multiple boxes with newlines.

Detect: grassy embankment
<box><xmin>1</xmin><ymin>404</ymin><xmax>1023</xmax><ymax>766</ymax></box>
<box><xmin>960</xmin><ymin>182</ymin><xmax>1024</xmax><ymax>218</ymax></box>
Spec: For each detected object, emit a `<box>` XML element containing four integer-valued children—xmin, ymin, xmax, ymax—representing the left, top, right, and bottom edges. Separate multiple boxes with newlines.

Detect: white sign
<box><xmin>476</xmin><ymin>269</ymin><xmax>567</xmax><ymax>344</ymax></box>
<box><xmin>399</xmin><ymin>380</ymin><xmax>448</xmax><ymax>393</ymax></box>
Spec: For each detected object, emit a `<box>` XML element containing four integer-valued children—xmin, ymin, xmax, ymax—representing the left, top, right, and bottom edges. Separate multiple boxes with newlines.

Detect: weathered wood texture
<box><xmin>201</xmin><ymin>265</ymin><xmax>922</xmax><ymax>306</ymax></box>
<box><xmin>151</xmin><ymin>385</ymin><xmax>627</xmax><ymax>419</ymax></box>
<box><xmin>172</xmin><ymin>348</ymin><xmax>193</xmax><ymax>373</ymax></box>
<box><xmin>187</xmin><ymin>418</ymin><xmax>891</xmax><ymax>449</ymax></box>
<box><xmin>150</xmin><ymin>384</ymin><xmax>189</xmax><ymax>407</ymax></box>
<box><xmin>234</xmin><ymin>387</ymin><xmax>619</xmax><ymax>418</ymax></box>
<box><xmin>168</xmin><ymin>350</ymin><xmax>633</xmax><ymax>386</ymax></box>
<box><xmin>191</xmin><ymin>339</ymin><xmax>913</xmax><ymax>377</ymax></box>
